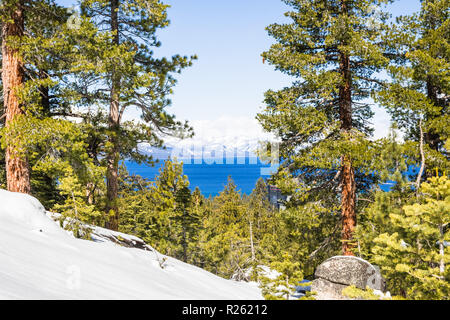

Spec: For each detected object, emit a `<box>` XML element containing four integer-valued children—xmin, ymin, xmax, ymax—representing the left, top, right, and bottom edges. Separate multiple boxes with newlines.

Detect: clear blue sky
<box><xmin>57</xmin><ymin>0</ymin><xmax>422</xmax><ymax>139</ymax></box>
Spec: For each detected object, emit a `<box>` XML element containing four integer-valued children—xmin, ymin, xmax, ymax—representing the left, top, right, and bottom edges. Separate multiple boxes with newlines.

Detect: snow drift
<box><xmin>0</xmin><ymin>189</ymin><xmax>262</xmax><ymax>300</ymax></box>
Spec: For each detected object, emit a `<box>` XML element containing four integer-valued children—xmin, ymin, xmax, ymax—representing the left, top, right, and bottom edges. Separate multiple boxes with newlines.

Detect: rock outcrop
<box><xmin>311</xmin><ymin>256</ymin><xmax>385</xmax><ymax>300</ymax></box>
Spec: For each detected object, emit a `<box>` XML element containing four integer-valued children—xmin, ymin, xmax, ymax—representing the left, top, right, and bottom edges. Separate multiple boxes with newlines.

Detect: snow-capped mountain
<box><xmin>139</xmin><ymin>137</ymin><xmax>264</xmax><ymax>160</ymax></box>
<box><xmin>138</xmin><ymin>116</ymin><xmax>278</xmax><ymax>160</ymax></box>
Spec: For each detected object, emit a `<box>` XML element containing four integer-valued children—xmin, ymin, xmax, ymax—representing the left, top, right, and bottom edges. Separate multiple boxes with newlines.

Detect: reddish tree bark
<box><xmin>339</xmin><ymin>0</ymin><xmax>356</xmax><ymax>256</ymax></box>
<box><xmin>2</xmin><ymin>1</ymin><xmax>31</xmax><ymax>194</ymax></box>
<box><xmin>341</xmin><ymin>155</ymin><xmax>356</xmax><ymax>256</ymax></box>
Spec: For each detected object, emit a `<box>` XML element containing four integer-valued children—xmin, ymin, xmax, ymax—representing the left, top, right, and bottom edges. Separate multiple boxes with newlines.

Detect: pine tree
<box><xmin>271</xmin><ymin>191</ymin><xmax>342</xmax><ymax>277</ymax></box>
<box><xmin>189</xmin><ymin>186</ymin><xmax>208</xmax><ymax>265</ymax></box>
<box><xmin>53</xmin><ymin>165</ymin><xmax>103</xmax><ymax>239</ymax></box>
<box><xmin>247</xmin><ymin>178</ymin><xmax>268</xmax><ymax>262</ymax></box>
<box><xmin>120</xmin><ymin>159</ymin><xmax>199</xmax><ymax>259</ymax></box>
<box><xmin>371</xmin><ymin>174</ymin><xmax>450</xmax><ymax>299</ymax></box>
<box><xmin>245</xmin><ymin>178</ymin><xmax>278</xmax><ymax>264</ymax></box>
<box><xmin>377</xmin><ymin>0</ymin><xmax>449</xmax><ymax>168</ymax></box>
<box><xmin>172</xmin><ymin>185</ymin><xmax>199</xmax><ymax>263</ymax></box>
<box><xmin>78</xmin><ymin>0</ymin><xmax>196</xmax><ymax>230</ymax></box>
<box><xmin>118</xmin><ymin>166</ymin><xmax>156</xmax><ymax>242</ymax></box>
<box><xmin>258</xmin><ymin>0</ymin><xmax>393</xmax><ymax>255</ymax></box>
<box><xmin>1</xmin><ymin>1</ymin><xmax>99</xmax><ymax>205</ymax></box>
<box><xmin>355</xmin><ymin>128</ymin><xmax>413</xmax><ymax>261</ymax></box>
<box><xmin>199</xmin><ymin>177</ymin><xmax>251</xmax><ymax>279</ymax></box>
<box><xmin>1</xmin><ymin>0</ymin><xmax>30</xmax><ymax>194</ymax></box>
<box><xmin>259</xmin><ymin>252</ymin><xmax>304</xmax><ymax>300</ymax></box>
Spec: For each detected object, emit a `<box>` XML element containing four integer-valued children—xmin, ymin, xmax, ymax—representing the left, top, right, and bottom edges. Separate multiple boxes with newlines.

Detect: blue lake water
<box><xmin>125</xmin><ymin>159</ymin><xmax>420</xmax><ymax>197</ymax></box>
<box><xmin>125</xmin><ymin>158</ymin><xmax>276</xmax><ymax>197</ymax></box>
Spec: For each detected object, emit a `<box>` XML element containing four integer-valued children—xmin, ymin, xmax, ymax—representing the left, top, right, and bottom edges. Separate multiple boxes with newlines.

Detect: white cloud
<box><xmin>176</xmin><ymin>108</ymin><xmax>394</xmax><ymax>146</ymax></box>
<box><xmin>371</xmin><ymin>106</ymin><xmax>393</xmax><ymax>140</ymax></box>
<box><xmin>165</xmin><ymin>115</ymin><xmax>275</xmax><ymax>148</ymax></box>
<box><xmin>137</xmin><ymin>107</ymin><xmax>395</xmax><ymax>159</ymax></box>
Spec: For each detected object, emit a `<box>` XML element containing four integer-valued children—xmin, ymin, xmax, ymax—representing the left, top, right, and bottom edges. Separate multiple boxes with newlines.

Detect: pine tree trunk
<box><xmin>182</xmin><ymin>223</ymin><xmax>188</xmax><ymax>263</ymax></box>
<box><xmin>249</xmin><ymin>219</ymin><xmax>256</xmax><ymax>261</ymax></box>
<box><xmin>105</xmin><ymin>0</ymin><xmax>120</xmax><ymax>230</ymax></box>
<box><xmin>416</xmin><ymin>118</ymin><xmax>426</xmax><ymax>191</ymax></box>
<box><xmin>39</xmin><ymin>69</ymin><xmax>50</xmax><ymax>115</ymax></box>
<box><xmin>341</xmin><ymin>155</ymin><xmax>356</xmax><ymax>256</ymax></box>
<box><xmin>86</xmin><ymin>182</ymin><xmax>95</xmax><ymax>205</ymax></box>
<box><xmin>423</xmin><ymin>14</ymin><xmax>441</xmax><ymax>153</ymax></box>
<box><xmin>425</xmin><ymin>79</ymin><xmax>441</xmax><ymax>152</ymax></box>
<box><xmin>2</xmin><ymin>1</ymin><xmax>31</xmax><ymax>194</ymax></box>
<box><xmin>339</xmin><ymin>0</ymin><xmax>356</xmax><ymax>256</ymax></box>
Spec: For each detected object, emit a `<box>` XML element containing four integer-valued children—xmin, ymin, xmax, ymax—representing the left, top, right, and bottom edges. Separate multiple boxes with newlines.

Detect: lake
<box><xmin>125</xmin><ymin>159</ymin><xmax>419</xmax><ymax>197</ymax></box>
<box><xmin>125</xmin><ymin>157</ymin><xmax>276</xmax><ymax>197</ymax></box>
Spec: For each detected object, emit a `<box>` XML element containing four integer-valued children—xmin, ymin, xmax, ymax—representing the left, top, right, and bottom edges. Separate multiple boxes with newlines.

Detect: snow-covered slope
<box><xmin>0</xmin><ymin>189</ymin><xmax>262</xmax><ymax>300</ymax></box>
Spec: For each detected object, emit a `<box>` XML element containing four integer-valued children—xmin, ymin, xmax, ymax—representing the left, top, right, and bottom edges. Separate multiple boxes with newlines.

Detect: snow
<box><xmin>138</xmin><ymin>116</ymin><xmax>280</xmax><ymax>161</ymax></box>
<box><xmin>373</xmin><ymin>289</ymin><xmax>392</xmax><ymax>299</ymax></box>
<box><xmin>46</xmin><ymin>211</ymin><xmax>156</xmax><ymax>251</ymax></box>
<box><xmin>242</xmin><ymin>265</ymin><xmax>281</xmax><ymax>281</ymax></box>
<box><xmin>0</xmin><ymin>189</ymin><xmax>262</xmax><ymax>300</ymax></box>
<box><xmin>138</xmin><ymin>140</ymin><xmax>264</xmax><ymax>160</ymax></box>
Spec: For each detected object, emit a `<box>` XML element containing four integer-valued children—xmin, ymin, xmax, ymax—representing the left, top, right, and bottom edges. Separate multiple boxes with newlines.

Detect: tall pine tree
<box><xmin>371</xmin><ymin>174</ymin><xmax>449</xmax><ymax>299</ymax></box>
<box><xmin>377</xmin><ymin>0</ymin><xmax>449</xmax><ymax>177</ymax></box>
<box><xmin>78</xmin><ymin>0</ymin><xmax>195</xmax><ymax>230</ymax></box>
<box><xmin>1</xmin><ymin>0</ymin><xmax>82</xmax><ymax>196</ymax></box>
<box><xmin>1</xmin><ymin>0</ymin><xmax>30</xmax><ymax>193</ymax></box>
<box><xmin>258</xmin><ymin>0</ymin><xmax>392</xmax><ymax>255</ymax></box>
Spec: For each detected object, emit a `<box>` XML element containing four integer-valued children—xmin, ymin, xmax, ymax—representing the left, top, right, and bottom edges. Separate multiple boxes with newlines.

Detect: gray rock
<box><xmin>311</xmin><ymin>278</ymin><xmax>351</xmax><ymax>300</ymax></box>
<box><xmin>315</xmin><ymin>256</ymin><xmax>385</xmax><ymax>291</ymax></box>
